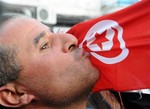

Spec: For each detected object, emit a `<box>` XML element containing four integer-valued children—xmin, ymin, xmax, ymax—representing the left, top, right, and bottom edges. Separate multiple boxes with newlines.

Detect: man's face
<box><xmin>1</xmin><ymin>17</ymin><xmax>99</xmax><ymax>107</ymax></box>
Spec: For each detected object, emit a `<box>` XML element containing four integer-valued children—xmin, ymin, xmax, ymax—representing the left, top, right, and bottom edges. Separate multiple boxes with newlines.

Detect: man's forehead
<box><xmin>0</xmin><ymin>17</ymin><xmax>48</xmax><ymax>43</ymax></box>
<box><xmin>4</xmin><ymin>17</ymin><xmax>42</xmax><ymax>33</ymax></box>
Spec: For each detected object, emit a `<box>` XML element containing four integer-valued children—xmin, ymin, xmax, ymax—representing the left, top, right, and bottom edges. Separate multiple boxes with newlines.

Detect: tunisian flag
<box><xmin>67</xmin><ymin>0</ymin><xmax>150</xmax><ymax>92</ymax></box>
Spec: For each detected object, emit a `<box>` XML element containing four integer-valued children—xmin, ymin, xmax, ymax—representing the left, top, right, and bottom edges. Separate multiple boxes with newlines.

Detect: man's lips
<box><xmin>82</xmin><ymin>49</ymin><xmax>90</xmax><ymax>58</ymax></box>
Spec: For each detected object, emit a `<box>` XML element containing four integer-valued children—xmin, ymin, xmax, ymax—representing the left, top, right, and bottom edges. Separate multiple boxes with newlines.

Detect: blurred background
<box><xmin>0</xmin><ymin>0</ymin><xmax>140</xmax><ymax>33</ymax></box>
<box><xmin>0</xmin><ymin>0</ymin><xmax>140</xmax><ymax>109</ymax></box>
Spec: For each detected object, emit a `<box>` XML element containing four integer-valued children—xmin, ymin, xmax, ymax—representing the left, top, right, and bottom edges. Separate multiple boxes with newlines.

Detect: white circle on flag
<box><xmin>79</xmin><ymin>20</ymin><xmax>129</xmax><ymax>64</ymax></box>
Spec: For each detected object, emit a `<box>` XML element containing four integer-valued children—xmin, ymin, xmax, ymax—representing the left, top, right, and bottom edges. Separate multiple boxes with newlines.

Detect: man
<box><xmin>0</xmin><ymin>15</ymin><xmax>100</xmax><ymax>109</ymax></box>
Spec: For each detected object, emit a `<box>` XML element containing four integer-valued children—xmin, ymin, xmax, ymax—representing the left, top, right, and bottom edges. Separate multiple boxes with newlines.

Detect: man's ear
<box><xmin>0</xmin><ymin>83</ymin><xmax>35</xmax><ymax>108</ymax></box>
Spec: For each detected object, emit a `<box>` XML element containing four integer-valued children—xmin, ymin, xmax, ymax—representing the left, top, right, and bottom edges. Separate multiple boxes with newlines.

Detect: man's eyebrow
<box><xmin>34</xmin><ymin>31</ymin><xmax>46</xmax><ymax>47</ymax></box>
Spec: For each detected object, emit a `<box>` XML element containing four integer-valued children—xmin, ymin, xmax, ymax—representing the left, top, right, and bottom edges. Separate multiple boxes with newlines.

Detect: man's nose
<box><xmin>54</xmin><ymin>33</ymin><xmax>78</xmax><ymax>53</ymax></box>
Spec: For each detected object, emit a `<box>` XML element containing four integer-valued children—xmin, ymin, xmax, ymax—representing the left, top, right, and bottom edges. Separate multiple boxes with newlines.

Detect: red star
<box><xmin>91</xmin><ymin>30</ymin><xmax>109</xmax><ymax>50</ymax></box>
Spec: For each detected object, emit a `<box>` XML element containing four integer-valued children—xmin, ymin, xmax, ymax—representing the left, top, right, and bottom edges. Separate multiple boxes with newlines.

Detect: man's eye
<box><xmin>41</xmin><ymin>43</ymin><xmax>48</xmax><ymax>50</ymax></box>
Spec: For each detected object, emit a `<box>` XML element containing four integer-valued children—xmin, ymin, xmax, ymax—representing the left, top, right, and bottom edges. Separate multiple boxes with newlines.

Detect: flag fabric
<box><xmin>67</xmin><ymin>0</ymin><xmax>150</xmax><ymax>92</ymax></box>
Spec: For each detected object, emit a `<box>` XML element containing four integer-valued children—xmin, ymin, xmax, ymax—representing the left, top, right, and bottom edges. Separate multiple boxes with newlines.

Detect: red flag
<box><xmin>67</xmin><ymin>0</ymin><xmax>150</xmax><ymax>92</ymax></box>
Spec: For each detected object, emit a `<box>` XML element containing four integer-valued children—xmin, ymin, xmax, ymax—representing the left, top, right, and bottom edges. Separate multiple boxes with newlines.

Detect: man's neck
<box><xmin>21</xmin><ymin>99</ymin><xmax>87</xmax><ymax>109</ymax></box>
